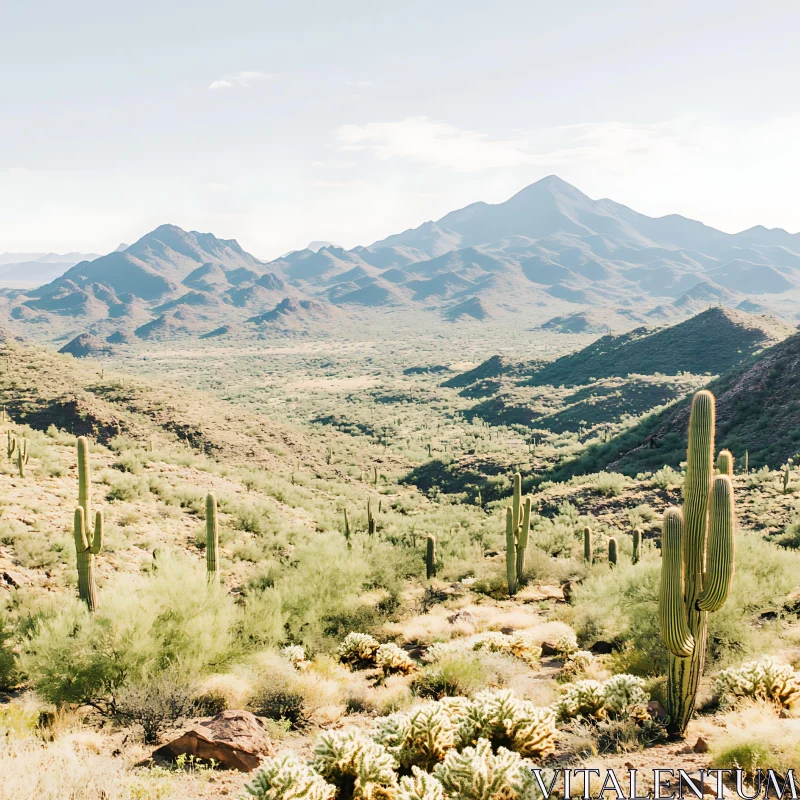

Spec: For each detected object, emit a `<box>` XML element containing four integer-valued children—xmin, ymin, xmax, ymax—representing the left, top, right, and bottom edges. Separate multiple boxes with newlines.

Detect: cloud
<box><xmin>333</xmin><ymin>116</ymin><xmax>706</xmax><ymax>173</ymax></box>
<box><xmin>208</xmin><ymin>71</ymin><xmax>272</xmax><ymax>90</ymax></box>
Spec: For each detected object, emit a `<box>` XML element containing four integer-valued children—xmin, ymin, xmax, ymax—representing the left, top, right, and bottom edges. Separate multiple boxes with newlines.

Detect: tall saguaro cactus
<box><xmin>607</xmin><ymin>537</ymin><xmax>618</xmax><ymax>567</ymax></box>
<box><xmin>7</xmin><ymin>430</ymin><xmax>16</xmax><ymax>461</ymax></box>
<box><xmin>74</xmin><ymin>436</ymin><xmax>104</xmax><ymax>612</ymax></box>
<box><xmin>632</xmin><ymin>528</ymin><xmax>641</xmax><ymax>565</ymax></box>
<box><xmin>206</xmin><ymin>492</ymin><xmax>220</xmax><ymax>583</ymax></box>
<box><xmin>505</xmin><ymin>473</ymin><xmax>531</xmax><ymax>595</ymax></box>
<box><xmin>658</xmin><ymin>390</ymin><xmax>735</xmax><ymax>737</ymax></box>
<box><xmin>583</xmin><ymin>526</ymin><xmax>593</xmax><ymax>564</ymax></box>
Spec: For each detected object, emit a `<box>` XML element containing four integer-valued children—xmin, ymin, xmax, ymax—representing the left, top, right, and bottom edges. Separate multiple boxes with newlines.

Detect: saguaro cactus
<box><xmin>16</xmin><ymin>439</ymin><xmax>28</xmax><ymax>478</ymax></box>
<box><xmin>608</xmin><ymin>537</ymin><xmax>618</xmax><ymax>567</ymax></box>
<box><xmin>367</xmin><ymin>499</ymin><xmax>376</xmax><ymax>536</ymax></box>
<box><xmin>7</xmin><ymin>430</ymin><xmax>16</xmax><ymax>461</ymax></box>
<box><xmin>784</xmin><ymin>465</ymin><xmax>791</xmax><ymax>495</ymax></box>
<box><xmin>658</xmin><ymin>390</ymin><xmax>735</xmax><ymax>737</ymax></box>
<box><xmin>632</xmin><ymin>528</ymin><xmax>641</xmax><ymax>565</ymax></box>
<box><xmin>206</xmin><ymin>492</ymin><xmax>220</xmax><ymax>583</ymax></box>
<box><xmin>583</xmin><ymin>526</ymin><xmax>592</xmax><ymax>564</ymax></box>
<box><xmin>426</xmin><ymin>534</ymin><xmax>436</xmax><ymax>579</ymax></box>
<box><xmin>343</xmin><ymin>508</ymin><xmax>351</xmax><ymax>545</ymax></box>
<box><xmin>74</xmin><ymin>436</ymin><xmax>104</xmax><ymax>612</ymax></box>
<box><xmin>717</xmin><ymin>449</ymin><xmax>734</xmax><ymax>477</ymax></box>
<box><xmin>504</xmin><ymin>473</ymin><xmax>531</xmax><ymax>595</ymax></box>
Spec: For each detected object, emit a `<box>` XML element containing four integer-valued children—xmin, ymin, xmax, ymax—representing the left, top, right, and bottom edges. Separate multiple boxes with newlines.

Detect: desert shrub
<box><xmin>593</xmin><ymin>716</ymin><xmax>668</xmax><ymax>753</ymax></box>
<box><xmin>19</xmin><ymin>552</ymin><xmax>238</xmax><ymax>712</ymax></box>
<box><xmin>570</xmin><ymin>532</ymin><xmax>800</xmax><ymax>676</ymax></box>
<box><xmin>650</xmin><ymin>466</ymin><xmax>682</xmax><ymax>490</ymax></box>
<box><xmin>250</xmin><ymin>677</ymin><xmax>310</xmax><ymax>730</ymax></box>
<box><xmin>245</xmin><ymin>753</ymin><xmax>335</xmax><ymax>800</ymax></box>
<box><xmin>715</xmin><ymin>657</ymin><xmax>800</xmax><ymax>709</ymax></box>
<box><xmin>115</xmin><ymin>670</ymin><xmax>197</xmax><ymax>744</ymax></box>
<box><xmin>103</xmin><ymin>470</ymin><xmax>149</xmax><ymax>502</ymax></box>
<box><xmin>586</xmin><ymin>472</ymin><xmax>628</xmax><ymax>496</ymax></box>
<box><xmin>472</xmin><ymin>631</ymin><xmax>541</xmax><ymax>667</ymax></box>
<box><xmin>777</xmin><ymin>520</ymin><xmax>800</xmax><ymax>549</ymax></box>
<box><xmin>412</xmin><ymin>655</ymin><xmax>488</xmax><ymax>699</ymax></box>
<box><xmin>239</xmin><ymin>586</ymin><xmax>286</xmax><ymax>650</ymax></box>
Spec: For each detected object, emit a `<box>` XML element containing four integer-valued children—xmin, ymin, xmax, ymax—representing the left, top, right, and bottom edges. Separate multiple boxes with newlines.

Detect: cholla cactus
<box><xmin>373</xmin><ymin>703</ymin><xmax>456</xmax><ymax>771</ymax></box>
<box><xmin>433</xmin><ymin>739</ymin><xmax>540</xmax><ymax>800</ymax></box>
<box><xmin>552</xmin><ymin>634</ymin><xmax>579</xmax><ymax>659</ymax></box>
<box><xmin>338</xmin><ymin>632</ymin><xmax>381</xmax><ymax>667</ymax></box>
<box><xmin>561</xmin><ymin>650</ymin><xmax>594</xmax><ymax>681</ymax></box>
<box><xmin>281</xmin><ymin>645</ymin><xmax>308</xmax><ymax>670</ymax></box>
<box><xmin>438</xmin><ymin>696</ymin><xmax>473</xmax><ymax>728</ymax></box>
<box><xmin>472</xmin><ymin>632</ymin><xmax>541</xmax><ymax>667</ymax></box>
<box><xmin>458</xmin><ymin>689</ymin><xmax>556</xmax><ymax>759</ymax></box>
<box><xmin>601</xmin><ymin>674</ymin><xmax>649</xmax><ymax>720</ymax></box>
<box><xmin>245</xmin><ymin>754</ymin><xmax>335</xmax><ymax>800</ymax></box>
<box><xmin>312</xmin><ymin>730</ymin><xmax>397</xmax><ymax>799</ymax></box>
<box><xmin>715</xmin><ymin>657</ymin><xmax>800</xmax><ymax>709</ymax></box>
<box><xmin>375</xmin><ymin>643</ymin><xmax>416</xmax><ymax>676</ymax></box>
<box><xmin>423</xmin><ymin>641</ymin><xmax>470</xmax><ymax>664</ymax></box>
<box><xmin>397</xmin><ymin>767</ymin><xmax>445</xmax><ymax>800</ymax></box>
<box><xmin>555</xmin><ymin>680</ymin><xmax>606</xmax><ymax>721</ymax></box>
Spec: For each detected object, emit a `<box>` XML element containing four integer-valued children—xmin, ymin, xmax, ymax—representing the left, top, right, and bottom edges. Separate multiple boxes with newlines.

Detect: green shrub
<box><xmin>412</xmin><ymin>655</ymin><xmax>488</xmax><ymax>699</ymax></box>
<box><xmin>19</xmin><ymin>552</ymin><xmax>238</xmax><ymax>711</ymax></box>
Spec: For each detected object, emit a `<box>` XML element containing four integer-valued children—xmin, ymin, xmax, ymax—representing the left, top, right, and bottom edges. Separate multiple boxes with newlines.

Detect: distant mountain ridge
<box><xmin>6</xmin><ymin>176</ymin><xmax>800</xmax><ymax>341</ymax></box>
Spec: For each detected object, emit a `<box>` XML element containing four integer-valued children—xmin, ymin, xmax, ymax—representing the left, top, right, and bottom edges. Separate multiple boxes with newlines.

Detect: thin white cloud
<box><xmin>208</xmin><ymin>71</ymin><xmax>272</xmax><ymax>90</ymax></box>
<box><xmin>333</xmin><ymin>116</ymin><xmax>705</xmax><ymax>173</ymax></box>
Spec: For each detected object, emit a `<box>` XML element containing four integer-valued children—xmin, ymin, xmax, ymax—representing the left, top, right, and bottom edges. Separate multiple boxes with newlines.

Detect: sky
<box><xmin>2</xmin><ymin>0</ymin><xmax>800</xmax><ymax>259</ymax></box>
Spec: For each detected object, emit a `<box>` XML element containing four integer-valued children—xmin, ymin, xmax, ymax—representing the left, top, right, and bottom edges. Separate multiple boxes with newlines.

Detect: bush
<box><xmin>115</xmin><ymin>670</ymin><xmax>197</xmax><ymax>744</ymax></box>
<box><xmin>250</xmin><ymin>678</ymin><xmax>310</xmax><ymax>730</ymax></box>
<box><xmin>412</xmin><ymin>655</ymin><xmax>488</xmax><ymax>700</ymax></box>
<box><xmin>19</xmin><ymin>552</ymin><xmax>238</xmax><ymax>712</ymax></box>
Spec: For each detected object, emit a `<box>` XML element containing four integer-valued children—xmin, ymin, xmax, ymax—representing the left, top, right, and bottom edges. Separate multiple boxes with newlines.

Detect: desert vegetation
<box><xmin>0</xmin><ymin>311</ymin><xmax>799</xmax><ymax>799</ymax></box>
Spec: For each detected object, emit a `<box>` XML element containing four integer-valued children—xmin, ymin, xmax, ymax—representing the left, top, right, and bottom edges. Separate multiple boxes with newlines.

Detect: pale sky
<box><xmin>2</xmin><ymin>0</ymin><xmax>800</xmax><ymax>259</ymax></box>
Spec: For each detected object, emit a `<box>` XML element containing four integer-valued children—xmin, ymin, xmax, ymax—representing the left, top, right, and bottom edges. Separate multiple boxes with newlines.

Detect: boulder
<box><xmin>153</xmin><ymin>710</ymin><xmax>274</xmax><ymax>772</ymax></box>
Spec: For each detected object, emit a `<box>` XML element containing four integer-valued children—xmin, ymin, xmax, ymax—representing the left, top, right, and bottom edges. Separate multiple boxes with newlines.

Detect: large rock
<box><xmin>153</xmin><ymin>710</ymin><xmax>274</xmax><ymax>772</ymax></box>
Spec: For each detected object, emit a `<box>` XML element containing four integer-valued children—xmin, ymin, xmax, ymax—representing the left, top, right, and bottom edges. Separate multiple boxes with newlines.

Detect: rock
<box><xmin>676</xmin><ymin>771</ymin><xmax>716</xmax><ymax>796</ymax></box>
<box><xmin>153</xmin><ymin>710</ymin><xmax>274</xmax><ymax>772</ymax></box>
<box><xmin>447</xmin><ymin>609</ymin><xmax>476</xmax><ymax>626</ymax></box>
<box><xmin>648</xmin><ymin>700</ymin><xmax>668</xmax><ymax>721</ymax></box>
<box><xmin>589</xmin><ymin>640</ymin><xmax>614</xmax><ymax>655</ymax></box>
<box><xmin>784</xmin><ymin>589</ymin><xmax>800</xmax><ymax>613</ymax></box>
<box><xmin>540</xmin><ymin>641</ymin><xmax>559</xmax><ymax>657</ymax></box>
<box><xmin>1</xmin><ymin>570</ymin><xmax>27</xmax><ymax>589</ymax></box>
<box><xmin>693</xmin><ymin>736</ymin><xmax>709</xmax><ymax>753</ymax></box>
<box><xmin>516</xmin><ymin>584</ymin><xmax>565</xmax><ymax>603</ymax></box>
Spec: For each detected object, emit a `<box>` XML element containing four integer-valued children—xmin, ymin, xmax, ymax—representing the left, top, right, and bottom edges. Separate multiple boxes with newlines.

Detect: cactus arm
<box><xmin>716</xmin><ymin>450</ymin><xmax>734</xmax><ymax>477</ymax></box>
<box><xmin>73</xmin><ymin>506</ymin><xmax>89</xmax><ymax>552</ymax></box>
<box><xmin>511</xmin><ymin>473</ymin><xmax>521</xmax><ymax>533</ymax></box>
<box><xmin>77</xmin><ymin>436</ymin><xmax>91</xmax><ymax>521</ymax></box>
<box><xmin>516</xmin><ymin>497</ymin><xmax>531</xmax><ymax>581</ymax></box>
<box><xmin>659</xmin><ymin>508</ymin><xmax>695</xmax><ymax>658</ymax></box>
<box><xmin>90</xmin><ymin>510</ymin><xmax>104</xmax><ymax>554</ymax></box>
<box><xmin>697</xmin><ymin>476</ymin><xmax>735</xmax><ymax>612</ymax></box>
<box><xmin>505</xmin><ymin>507</ymin><xmax>517</xmax><ymax>596</ymax></box>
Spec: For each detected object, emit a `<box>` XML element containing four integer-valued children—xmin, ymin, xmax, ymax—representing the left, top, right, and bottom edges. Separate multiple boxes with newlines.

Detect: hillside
<box><xmin>526</xmin><ymin>307</ymin><xmax>792</xmax><ymax>387</ymax></box>
<box><xmin>548</xmin><ymin>326</ymin><xmax>800</xmax><ymax>477</ymax></box>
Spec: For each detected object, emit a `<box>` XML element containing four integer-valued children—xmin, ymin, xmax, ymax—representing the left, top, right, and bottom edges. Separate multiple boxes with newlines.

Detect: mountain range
<box><xmin>4</xmin><ymin>175</ymin><xmax>800</xmax><ymax>342</ymax></box>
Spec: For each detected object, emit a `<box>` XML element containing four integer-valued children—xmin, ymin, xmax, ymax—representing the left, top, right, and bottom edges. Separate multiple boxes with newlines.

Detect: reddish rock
<box><xmin>693</xmin><ymin>736</ymin><xmax>709</xmax><ymax>753</ymax></box>
<box><xmin>153</xmin><ymin>710</ymin><xmax>274</xmax><ymax>772</ymax></box>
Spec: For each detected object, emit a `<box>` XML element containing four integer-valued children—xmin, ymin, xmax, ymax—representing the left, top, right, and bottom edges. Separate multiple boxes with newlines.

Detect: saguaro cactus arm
<box><xmin>716</xmin><ymin>450</ymin><xmax>734</xmax><ymax>477</ymax></box>
<box><xmin>697</xmin><ymin>476</ymin><xmax>735</xmax><ymax>612</ymax></box>
<box><xmin>659</xmin><ymin>508</ymin><xmax>695</xmax><ymax>658</ymax></box>
<box><xmin>505</xmin><ymin>507</ymin><xmax>517</xmax><ymax>596</ymax></box>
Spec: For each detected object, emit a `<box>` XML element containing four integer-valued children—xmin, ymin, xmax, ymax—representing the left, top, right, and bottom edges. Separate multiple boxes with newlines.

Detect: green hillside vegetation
<box><xmin>525</xmin><ymin>307</ymin><xmax>791</xmax><ymax>388</ymax></box>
